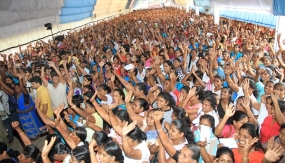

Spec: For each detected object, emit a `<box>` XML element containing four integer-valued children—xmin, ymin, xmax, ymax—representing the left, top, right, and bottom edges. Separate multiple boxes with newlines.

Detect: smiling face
<box><xmin>238</xmin><ymin>128</ymin><xmax>252</xmax><ymax>147</ymax></box>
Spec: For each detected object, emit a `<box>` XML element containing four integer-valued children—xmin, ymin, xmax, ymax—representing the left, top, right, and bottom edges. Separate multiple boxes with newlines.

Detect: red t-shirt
<box><xmin>232</xmin><ymin>148</ymin><xmax>264</xmax><ymax>163</ymax></box>
<box><xmin>260</xmin><ymin>115</ymin><xmax>280</xmax><ymax>143</ymax></box>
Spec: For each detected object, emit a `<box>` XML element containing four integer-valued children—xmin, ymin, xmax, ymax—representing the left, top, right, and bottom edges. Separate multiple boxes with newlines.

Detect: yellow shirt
<box><xmin>37</xmin><ymin>85</ymin><xmax>54</xmax><ymax>119</ymax></box>
<box><xmin>93</xmin><ymin>112</ymin><xmax>103</xmax><ymax>129</ymax></box>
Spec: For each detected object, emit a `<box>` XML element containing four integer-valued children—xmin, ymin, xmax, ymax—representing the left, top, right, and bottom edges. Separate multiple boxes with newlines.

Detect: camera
<box><xmin>34</xmin><ymin>59</ymin><xmax>48</xmax><ymax>67</ymax></box>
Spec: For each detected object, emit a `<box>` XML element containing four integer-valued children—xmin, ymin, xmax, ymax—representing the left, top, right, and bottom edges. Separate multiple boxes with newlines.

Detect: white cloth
<box><xmin>165</xmin><ymin>139</ymin><xmax>188</xmax><ymax>159</ymax></box>
<box><xmin>101</xmin><ymin>94</ymin><xmax>112</xmax><ymax>105</ymax></box>
<box><xmin>47</xmin><ymin>82</ymin><xmax>68</xmax><ymax>108</ymax></box>
<box><xmin>0</xmin><ymin>90</ymin><xmax>9</xmax><ymax>120</ymax></box>
<box><xmin>123</xmin><ymin>141</ymin><xmax>150</xmax><ymax>163</ymax></box>
<box><xmin>192</xmin><ymin>108</ymin><xmax>220</xmax><ymax>127</ymax></box>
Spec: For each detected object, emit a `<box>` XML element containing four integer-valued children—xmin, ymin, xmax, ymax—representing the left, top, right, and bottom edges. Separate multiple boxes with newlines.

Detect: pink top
<box><xmin>221</xmin><ymin>124</ymin><xmax>237</xmax><ymax>138</ymax></box>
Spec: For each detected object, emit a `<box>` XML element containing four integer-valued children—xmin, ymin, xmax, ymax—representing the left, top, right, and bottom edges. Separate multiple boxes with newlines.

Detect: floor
<box><xmin>0</xmin><ymin>120</ymin><xmax>46</xmax><ymax>152</ymax></box>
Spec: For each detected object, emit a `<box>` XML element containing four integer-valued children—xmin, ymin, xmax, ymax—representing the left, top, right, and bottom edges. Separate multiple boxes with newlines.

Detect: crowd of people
<box><xmin>0</xmin><ymin>7</ymin><xmax>285</xmax><ymax>163</ymax></box>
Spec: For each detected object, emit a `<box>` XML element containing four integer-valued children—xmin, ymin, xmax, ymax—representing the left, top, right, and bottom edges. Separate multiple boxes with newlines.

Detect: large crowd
<box><xmin>0</xmin><ymin>7</ymin><xmax>284</xmax><ymax>163</ymax></box>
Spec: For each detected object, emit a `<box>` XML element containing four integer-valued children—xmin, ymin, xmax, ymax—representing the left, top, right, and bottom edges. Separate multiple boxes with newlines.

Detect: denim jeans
<box><xmin>2</xmin><ymin>118</ymin><xmax>13</xmax><ymax>139</ymax></box>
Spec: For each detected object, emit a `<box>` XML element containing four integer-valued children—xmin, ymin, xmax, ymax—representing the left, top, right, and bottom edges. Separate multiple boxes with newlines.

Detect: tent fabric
<box><xmin>219</xmin><ymin>10</ymin><xmax>277</xmax><ymax>28</ymax></box>
<box><xmin>212</xmin><ymin>0</ymin><xmax>272</xmax><ymax>15</ymax></box>
<box><xmin>60</xmin><ymin>0</ymin><xmax>97</xmax><ymax>24</ymax></box>
<box><xmin>273</xmin><ymin>0</ymin><xmax>285</xmax><ymax>16</ymax></box>
<box><xmin>0</xmin><ymin>0</ymin><xmax>63</xmax><ymax>39</ymax></box>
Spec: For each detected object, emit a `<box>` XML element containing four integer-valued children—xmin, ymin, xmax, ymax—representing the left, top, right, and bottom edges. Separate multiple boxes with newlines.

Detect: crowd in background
<box><xmin>0</xmin><ymin>7</ymin><xmax>285</xmax><ymax>163</ymax></box>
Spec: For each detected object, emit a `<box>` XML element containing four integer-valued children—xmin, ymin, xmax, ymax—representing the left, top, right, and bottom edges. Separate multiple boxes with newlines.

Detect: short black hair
<box><xmin>30</xmin><ymin>76</ymin><xmax>42</xmax><ymax>85</ymax></box>
<box><xmin>50</xmin><ymin>70</ymin><xmax>59</xmax><ymax>78</ymax></box>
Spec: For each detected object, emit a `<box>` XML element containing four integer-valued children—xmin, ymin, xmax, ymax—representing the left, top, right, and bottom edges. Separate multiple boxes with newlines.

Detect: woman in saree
<box><xmin>15</xmin><ymin>75</ymin><xmax>43</xmax><ymax>139</ymax></box>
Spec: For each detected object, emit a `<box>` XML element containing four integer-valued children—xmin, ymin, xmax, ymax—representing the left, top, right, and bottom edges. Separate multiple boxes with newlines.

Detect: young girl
<box><xmin>194</xmin><ymin>115</ymin><xmax>219</xmax><ymax>163</ymax></box>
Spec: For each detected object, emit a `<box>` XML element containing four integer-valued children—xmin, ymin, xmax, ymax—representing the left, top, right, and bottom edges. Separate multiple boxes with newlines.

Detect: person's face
<box><xmin>100</xmin><ymin>148</ymin><xmax>115</xmax><ymax>163</ymax></box>
<box><xmin>156</xmin><ymin>96</ymin><xmax>168</xmax><ymax>109</ymax></box>
<box><xmin>168</xmin><ymin>123</ymin><xmax>183</xmax><ymax>140</ymax></box>
<box><xmin>236</xmin><ymin>98</ymin><xmax>245</xmax><ymax>112</ymax></box>
<box><xmin>140</xmin><ymin>55</ymin><xmax>146</xmax><ymax>61</ymax></box>
<box><xmin>85</xmin><ymin>105</ymin><xmax>95</xmax><ymax>114</ymax></box>
<box><xmin>163</xmin><ymin>80</ymin><xmax>171</xmax><ymax>91</ymax></box>
<box><xmin>133</xmin><ymin>86</ymin><xmax>142</xmax><ymax>97</ymax></box>
<box><xmin>233</xmin><ymin>117</ymin><xmax>248</xmax><ymax>131</ymax></box>
<box><xmin>238</xmin><ymin>129</ymin><xmax>253</xmax><ymax>148</ymax></box>
<box><xmin>104</xmin><ymin>64</ymin><xmax>110</xmax><ymax>71</ymax></box>
<box><xmin>234</xmin><ymin>46</ymin><xmax>239</xmax><ymax>52</ymax></box>
<box><xmin>278</xmin><ymin>128</ymin><xmax>285</xmax><ymax>145</ymax></box>
<box><xmin>79</xmin><ymin>62</ymin><xmax>86</xmax><ymax>68</ymax></box>
<box><xmin>214</xmin><ymin>78</ymin><xmax>222</xmax><ymax>88</ymax></box>
<box><xmin>5</xmin><ymin>78</ymin><xmax>12</xmax><ymax>84</ymax></box>
<box><xmin>222</xmin><ymin>52</ymin><xmax>229</xmax><ymax>60</ymax></box>
<box><xmin>175</xmin><ymin>50</ymin><xmax>181</xmax><ymax>57</ymax></box>
<box><xmin>133</xmin><ymin>100</ymin><xmax>143</xmax><ymax>114</ymax></box>
<box><xmin>14</xmin><ymin>85</ymin><xmax>21</xmax><ymax>94</ymax></box>
<box><xmin>30</xmin><ymin>82</ymin><xmax>39</xmax><ymax>89</ymax></box>
<box><xmin>163</xmin><ymin>63</ymin><xmax>171</xmax><ymax>73</ymax></box>
<box><xmin>180</xmin><ymin>89</ymin><xmax>188</xmax><ymax>98</ymax></box>
<box><xmin>221</xmin><ymin>88</ymin><xmax>231</xmax><ymax>99</ymax></box>
<box><xmin>146</xmin><ymin>111</ymin><xmax>155</xmax><ymax>126</ymax></box>
<box><xmin>274</xmin><ymin>85</ymin><xmax>285</xmax><ymax>99</ymax></box>
<box><xmin>264</xmin><ymin>82</ymin><xmax>274</xmax><ymax>95</ymax></box>
<box><xmin>92</xmin><ymin>65</ymin><xmax>98</xmax><ymax>72</ymax></box>
<box><xmin>177</xmin><ymin>147</ymin><xmax>197</xmax><ymax>163</ymax></box>
<box><xmin>52</xmin><ymin>76</ymin><xmax>59</xmax><ymax>85</ymax></box>
<box><xmin>272</xmin><ymin>58</ymin><xmax>279</xmax><ymax>66</ymax></box>
<box><xmin>191</xmin><ymin>50</ymin><xmax>197</xmax><ymax>57</ymax></box>
<box><xmin>199</xmin><ymin>118</ymin><xmax>212</xmax><ymax>129</ymax></box>
<box><xmin>215</xmin><ymin>154</ymin><xmax>234</xmax><ymax>163</ymax></box>
<box><xmin>262</xmin><ymin>58</ymin><xmax>271</xmax><ymax>67</ymax></box>
<box><xmin>113</xmin><ymin>91</ymin><xmax>122</xmax><ymax>103</ymax></box>
<box><xmin>99</xmin><ymin>87</ymin><xmax>107</xmax><ymax>96</ymax></box>
<box><xmin>18</xmin><ymin>153</ymin><xmax>32</xmax><ymax>163</ymax></box>
<box><xmin>82</xmin><ymin>77</ymin><xmax>90</xmax><ymax>86</ymax></box>
<box><xmin>173</xmin><ymin>59</ymin><xmax>181</xmax><ymax>68</ymax></box>
<box><xmin>153</xmin><ymin>89</ymin><xmax>161</xmax><ymax>99</ymax></box>
<box><xmin>265</xmin><ymin>98</ymin><xmax>273</xmax><ymax>112</ymax></box>
<box><xmin>202</xmin><ymin>100</ymin><xmax>213</xmax><ymax>113</ymax></box>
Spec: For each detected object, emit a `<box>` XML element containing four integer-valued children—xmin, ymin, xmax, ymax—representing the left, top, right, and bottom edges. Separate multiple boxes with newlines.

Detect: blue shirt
<box><xmin>230</xmin><ymin>52</ymin><xmax>243</xmax><ymax>62</ymax></box>
<box><xmin>194</xmin><ymin>129</ymin><xmax>219</xmax><ymax>163</ymax></box>
<box><xmin>188</xmin><ymin>43</ymin><xmax>199</xmax><ymax>50</ymax></box>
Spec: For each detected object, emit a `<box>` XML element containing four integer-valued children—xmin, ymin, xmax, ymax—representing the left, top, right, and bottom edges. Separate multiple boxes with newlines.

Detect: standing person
<box><xmin>0</xmin><ymin>89</ymin><xmax>13</xmax><ymax>143</ymax></box>
<box><xmin>30</xmin><ymin>76</ymin><xmax>54</xmax><ymax>120</ymax></box>
<box><xmin>41</xmin><ymin>62</ymin><xmax>68</xmax><ymax>109</ymax></box>
<box><xmin>15</xmin><ymin>76</ymin><xmax>43</xmax><ymax>139</ymax></box>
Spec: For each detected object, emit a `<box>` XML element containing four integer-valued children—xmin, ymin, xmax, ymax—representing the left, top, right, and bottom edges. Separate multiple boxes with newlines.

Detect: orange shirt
<box><xmin>232</xmin><ymin>148</ymin><xmax>264</xmax><ymax>163</ymax></box>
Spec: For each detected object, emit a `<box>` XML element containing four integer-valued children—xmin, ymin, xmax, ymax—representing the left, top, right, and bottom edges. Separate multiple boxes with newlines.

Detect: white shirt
<box><xmin>47</xmin><ymin>82</ymin><xmax>68</xmax><ymax>108</ymax></box>
<box><xmin>257</xmin><ymin>103</ymin><xmax>268</xmax><ymax>127</ymax></box>
<box><xmin>123</xmin><ymin>141</ymin><xmax>150</xmax><ymax>163</ymax></box>
<box><xmin>101</xmin><ymin>94</ymin><xmax>112</xmax><ymax>105</ymax></box>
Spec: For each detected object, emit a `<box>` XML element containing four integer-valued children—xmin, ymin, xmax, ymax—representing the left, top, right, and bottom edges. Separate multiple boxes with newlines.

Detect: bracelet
<box><xmin>157</xmin><ymin>128</ymin><xmax>163</xmax><ymax>132</ymax></box>
<box><xmin>243</xmin><ymin>157</ymin><xmax>248</xmax><ymax>160</ymax></box>
<box><xmin>71</xmin><ymin>105</ymin><xmax>76</xmax><ymax>109</ymax></box>
<box><xmin>19</xmin><ymin>132</ymin><xmax>25</xmax><ymax>135</ymax></box>
<box><xmin>90</xmin><ymin>152</ymin><xmax>95</xmax><ymax>155</ymax></box>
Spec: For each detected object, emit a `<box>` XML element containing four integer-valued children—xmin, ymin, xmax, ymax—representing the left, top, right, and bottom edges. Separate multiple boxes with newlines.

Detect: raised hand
<box><xmin>153</xmin><ymin>110</ymin><xmax>164</xmax><ymax>121</ymax></box>
<box><xmin>42</xmin><ymin>136</ymin><xmax>56</xmax><ymax>158</ymax></box>
<box><xmin>122</xmin><ymin>121</ymin><xmax>137</xmax><ymax>136</ymax></box>
<box><xmin>264</xmin><ymin>137</ymin><xmax>284</xmax><ymax>162</ymax></box>
<box><xmin>125</xmin><ymin>90</ymin><xmax>133</xmax><ymax>102</ymax></box>
<box><xmin>225</xmin><ymin>103</ymin><xmax>235</xmax><ymax>118</ymax></box>
<box><xmin>271</xmin><ymin>90</ymin><xmax>280</xmax><ymax>102</ymax></box>
<box><xmin>241</xmin><ymin>96</ymin><xmax>251</xmax><ymax>109</ymax></box>
<box><xmin>243</xmin><ymin>137</ymin><xmax>259</xmax><ymax>153</ymax></box>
